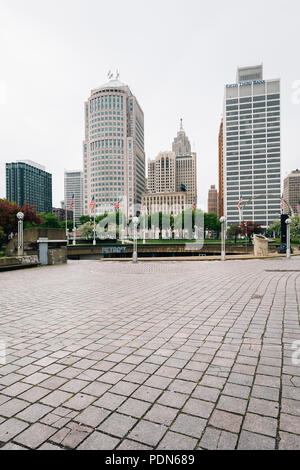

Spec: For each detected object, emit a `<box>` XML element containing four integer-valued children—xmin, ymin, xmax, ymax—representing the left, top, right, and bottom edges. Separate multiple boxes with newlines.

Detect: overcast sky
<box><xmin>0</xmin><ymin>0</ymin><xmax>299</xmax><ymax>209</ymax></box>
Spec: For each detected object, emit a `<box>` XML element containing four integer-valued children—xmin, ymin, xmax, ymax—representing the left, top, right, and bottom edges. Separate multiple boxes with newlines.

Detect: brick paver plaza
<box><xmin>0</xmin><ymin>258</ymin><xmax>299</xmax><ymax>450</ymax></box>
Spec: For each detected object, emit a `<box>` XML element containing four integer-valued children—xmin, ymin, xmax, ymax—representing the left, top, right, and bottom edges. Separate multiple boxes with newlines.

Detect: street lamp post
<box><xmin>132</xmin><ymin>216</ymin><xmax>139</xmax><ymax>263</ymax></box>
<box><xmin>285</xmin><ymin>218</ymin><xmax>292</xmax><ymax>259</ymax></box>
<box><xmin>220</xmin><ymin>216</ymin><xmax>226</xmax><ymax>261</ymax></box>
<box><xmin>17</xmin><ymin>212</ymin><xmax>24</xmax><ymax>256</ymax></box>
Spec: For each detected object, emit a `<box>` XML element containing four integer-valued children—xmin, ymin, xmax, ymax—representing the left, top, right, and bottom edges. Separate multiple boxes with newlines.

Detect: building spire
<box><xmin>180</xmin><ymin>118</ymin><xmax>183</xmax><ymax>131</ymax></box>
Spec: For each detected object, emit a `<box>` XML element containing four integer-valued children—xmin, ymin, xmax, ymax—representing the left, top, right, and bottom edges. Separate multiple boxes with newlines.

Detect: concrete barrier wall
<box><xmin>0</xmin><ymin>255</ymin><xmax>39</xmax><ymax>269</ymax></box>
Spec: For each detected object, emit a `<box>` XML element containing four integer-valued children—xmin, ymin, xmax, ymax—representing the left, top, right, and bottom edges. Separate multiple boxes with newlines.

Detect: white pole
<box><xmin>132</xmin><ymin>217</ymin><xmax>138</xmax><ymax>263</ymax></box>
<box><xmin>220</xmin><ymin>216</ymin><xmax>226</xmax><ymax>261</ymax></box>
<box><xmin>286</xmin><ymin>218</ymin><xmax>291</xmax><ymax>259</ymax></box>
<box><xmin>93</xmin><ymin>209</ymin><xmax>96</xmax><ymax>246</ymax></box>
<box><xmin>72</xmin><ymin>199</ymin><xmax>76</xmax><ymax>246</ymax></box>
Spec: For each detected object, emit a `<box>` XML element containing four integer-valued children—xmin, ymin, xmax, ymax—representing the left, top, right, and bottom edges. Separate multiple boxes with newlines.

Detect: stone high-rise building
<box><xmin>283</xmin><ymin>169</ymin><xmax>300</xmax><ymax>214</ymax></box>
<box><xmin>147</xmin><ymin>152</ymin><xmax>176</xmax><ymax>193</ymax></box>
<box><xmin>208</xmin><ymin>185</ymin><xmax>218</xmax><ymax>215</ymax></box>
<box><xmin>172</xmin><ymin>119</ymin><xmax>192</xmax><ymax>156</ymax></box>
<box><xmin>172</xmin><ymin>121</ymin><xmax>197</xmax><ymax>206</ymax></box>
<box><xmin>224</xmin><ymin>64</ymin><xmax>281</xmax><ymax>228</ymax></box>
<box><xmin>6</xmin><ymin>160</ymin><xmax>52</xmax><ymax>213</ymax></box>
<box><xmin>145</xmin><ymin>123</ymin><xmax>197</xmax><ymax>212</ymax></box>
<box><xmin>83</xmin><ymin>75</ymin><xmax>145</xmax><ymax>217</ymax></box>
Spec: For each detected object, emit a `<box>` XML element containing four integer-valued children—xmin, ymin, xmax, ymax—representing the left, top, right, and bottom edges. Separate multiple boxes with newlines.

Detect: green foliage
<box><xmin>227</xmin><ymin>224</ymin><xmax>240</xmax><ymax>243</ymax></box>
<box><xmin>79</xmin><ymin>215</ymin><xmax>91</xmax><ymax>225</ymax></box>
<box><xmin>38</xmin><ymin>213</ymin><xmax>60</xmax><ymax>228</ymax></box>
<box><xmin>267</xmin><ymin>219</ymin><xmax>281</xmax><ymax>238</ymax></box>
<box><xmin>174</xmin><ymin>209</ymin><xmax>203</xmax><ymax>230</ymax></box>
<box><xmin>204</xmin><ymin>212</ymin><xmax>221</xmax><ymax>232</ymax></box>
<box><xmin>291</xmin><ymin>214</ymin><xmax>300</xmax><ymax>240</ymax></box>
<box><xmin>80</xmin><ymin>221</ymin><xmax>94</xmax><ymax>239</ymax></box>
<box><xmin>149</xmin><ymin>212</ymin><xmax>174</xmax><ymax>231</ymax></box>
<box><xmin>59</xmin><ymin>220</ymin><xmax>74</xmax><ymax>231</ymax></box>
<box><xmin>96</xmin><ymin>213</ymin><xmax>108</xmax><ymax>223</ymax></box>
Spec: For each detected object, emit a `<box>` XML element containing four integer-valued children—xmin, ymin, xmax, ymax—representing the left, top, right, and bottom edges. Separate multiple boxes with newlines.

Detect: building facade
<box><xmin>224</xmin><ymin>64</ymin><xmax>281</xmax><ymax>228</ymax></box>
<box><xmin>147</xmin><ymin>152</ymin><xmax>176</xmax><ymax>193</ymax></box>
<box><xmin>283</xmin><ymin>169</ymin><xmax>300</xmax><ymax>214</ymax></box>
<box><xmin>172</xmin><ymin>123</ymin><xmax>197</xmax><ymax>206</ymax></box>
<box><xmin>6</xmin><ymin>160</ymin><xmax>52</xmax><ymax>213</ymax></box>
<box><xmin>83</xmin><ymin>76</ymin><xmax>145</xmax><ymax>217</ymax></box>
<box><xmin>143</xmin><ymin>192</ymin><xmax>187</xmax><ymax>216</ymax></box>
<box><xmin>52</xmin><ymin>207</ymin><xmax>74</xmax><ymax>222</ymax></box>
<box><xmin>208</xmin><ymin>185</ymin><xmax>218</xmax><ymax>214</ymax></box>
<box><xmin>64</xmin><ymin>170</ymin><xmax>83</xmax><ymax>224</ymax></box>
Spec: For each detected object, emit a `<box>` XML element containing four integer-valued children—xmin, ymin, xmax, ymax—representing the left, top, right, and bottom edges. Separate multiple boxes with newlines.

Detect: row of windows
<box><xmin>226</xmin><ymin>101</ymin><xmax>280</xmax><ymax>112</ymax></box>
<box><xmin>89</xmin><ymin>94</ymin><xmax>124</xmax><ymax>113</ymax></box>
<box><xmin>226</xmin><ymin>94</ymin><xmax>280</xmax><ymax>105</ymax></box>
<box><xmin>226</xmin><ymin>107</ymin><xmax>280</xmax><ymax>119</ymax></box>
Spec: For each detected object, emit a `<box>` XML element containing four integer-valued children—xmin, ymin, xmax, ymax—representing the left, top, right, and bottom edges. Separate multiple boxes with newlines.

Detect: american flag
<box><xmin>296</xmin><ymin>200</ymin><xmax>300</xmax><ymax>213</ymax></box>
<box><xmin>89</xmin><ymin>196</ymin><xmax>95</xmax><ymax>211</ymax></box>
<box><xmin>114</xmin><ymin>198</ymin><xmax>122</xmax><ymax>211</ymax></box>
<box><xmin>280</xmin><ymin>196</ymin><xmax>284</xmax><ymax>211</ymax></box>
<box><xmin>192</xmin><ymin>199</ymin><xmax>197</xmax><ymax>211</ymax></box>
<box><xmin>237</xmin><ymin>197</ymin><xmax>243</xmax><ymax>211</ymax></box>
<box><xmin>68</xmin><ymin>194</ymin><xmax>75</xmax><ymax>210</ymax></box>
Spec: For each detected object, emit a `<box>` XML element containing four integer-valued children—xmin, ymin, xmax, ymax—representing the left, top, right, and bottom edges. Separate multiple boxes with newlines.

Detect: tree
<box><xmin>79</xmin><ymin>215</ymin><xmax>91</xmax><ymax>225</ymax></box>
<box><xmin>290</xmin><ymin>215</ymin><xmax>300</xmax><ymax>240</ymax></box>
<box><xmin>80</xmin><ymin>221</ymin><xmax>94</xmax><ymax>239</ymax></box>
<box><xmin>227</xmin><ymin>224</ymin><xmax>240</xmax><ymax>243</ymax></box>
<box><xmin>95</xmin><ymin>214</ymin><xmax>108</xmax><ymax>224</ymax></box>
<box><xmin>204</xmin><ymin>213</ymin><xmax>221</xmax><ymax>233</ymax></box>
<box><xmin>59</xmin><ymin>220</ymin><xmax>74</xmax><ymax>231</ymax></box>
<box><xmin>150</xmin><ymin>212</ymin><xmax>174</xmax><ymax>233</ymax></box>
<box><xmin>0</xmin><ymin>199</ymin><xmax>43</xmax><ymax>247</ymax></box>
<box><xmin>174</xmin><ymin>209</ymin><xmax>202</xmax><ymax>230</ymax></box>
<box><xmin>240</xmin><ymin>221</ymin><xmax>262</xmax><ymax>241</ymax></box>
<box><xmin>39</xmin><ymin>213</ymin><xmax>60</xmax><ymax>228</ymax></box>
<box><xmin>267</xmin><ymin>219</ymin><xmax>281</xmax><ymax>238</ymax></box>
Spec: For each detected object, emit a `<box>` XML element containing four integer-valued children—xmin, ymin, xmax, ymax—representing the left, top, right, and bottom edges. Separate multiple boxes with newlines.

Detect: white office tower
<box><xmin>224</xmin><ymin>65</ymin><xmax>281</xmax><ymax>228</ymax></box>
<box><xmin>64</xmin><ymin>170</ymin><xmax>83</xmax><ymax>223</ymax></box>
<box><xmin>83</xmin><ymin>75</ymin><xmax>145</xmax><ymax>217</ymax></box>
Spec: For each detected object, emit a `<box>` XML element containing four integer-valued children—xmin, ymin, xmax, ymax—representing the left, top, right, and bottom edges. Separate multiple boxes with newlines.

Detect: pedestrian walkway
<box><xmin>0</xmin><ymin>258</ymin><xmax>299</xmax><ymax>450</ymax></box>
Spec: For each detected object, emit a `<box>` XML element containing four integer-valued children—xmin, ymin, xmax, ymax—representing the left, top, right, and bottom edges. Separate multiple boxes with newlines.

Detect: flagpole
<box><xmin>65</xmin><ymin>203</ymin><xmax>68</xmax><ymax>244</ymax></box>
<box><xmin>93</xmin><ymin>206</ymin><xmax>96</xmax><ymax>246</ymax></box>
<box><xmin>73</xmin><ymin>198</ymin><xmax>76</xmax><ymax>246</ymax></box>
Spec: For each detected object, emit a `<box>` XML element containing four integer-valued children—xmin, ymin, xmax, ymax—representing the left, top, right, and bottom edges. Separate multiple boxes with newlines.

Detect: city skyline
<box><xmin>0</xmin><ymin>0</ymin><xmax>299</xmax><ymax>212</ymax></box>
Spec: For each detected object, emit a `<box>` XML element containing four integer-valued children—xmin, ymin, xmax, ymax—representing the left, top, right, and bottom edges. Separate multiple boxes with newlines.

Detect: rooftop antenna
<box><xmin>180</xmin><ymin>118</ymin><xmax>183</xmax><ymax>131</ymax></box>
<box><xmin>116</xmin><ymin>69</ymin><xmax>120</xmax><ymax>80</ymax></box>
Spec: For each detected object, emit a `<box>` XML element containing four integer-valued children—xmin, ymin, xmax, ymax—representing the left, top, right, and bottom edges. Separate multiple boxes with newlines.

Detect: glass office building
<box><xmin>224</xmin><ymin>65</ymin><xmax>281</xmax><ymax>228</ymax></box>
<box><xmin>6</xmin><ymin>160</ymin><xmax>52</xmax><ymax>213</ymax></box>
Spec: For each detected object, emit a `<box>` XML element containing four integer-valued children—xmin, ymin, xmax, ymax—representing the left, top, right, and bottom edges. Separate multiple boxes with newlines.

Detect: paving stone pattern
<box><xmin>0</xmin><ymin>258</ymin><xmax>299</xmax><ymax>450</ymax></box>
